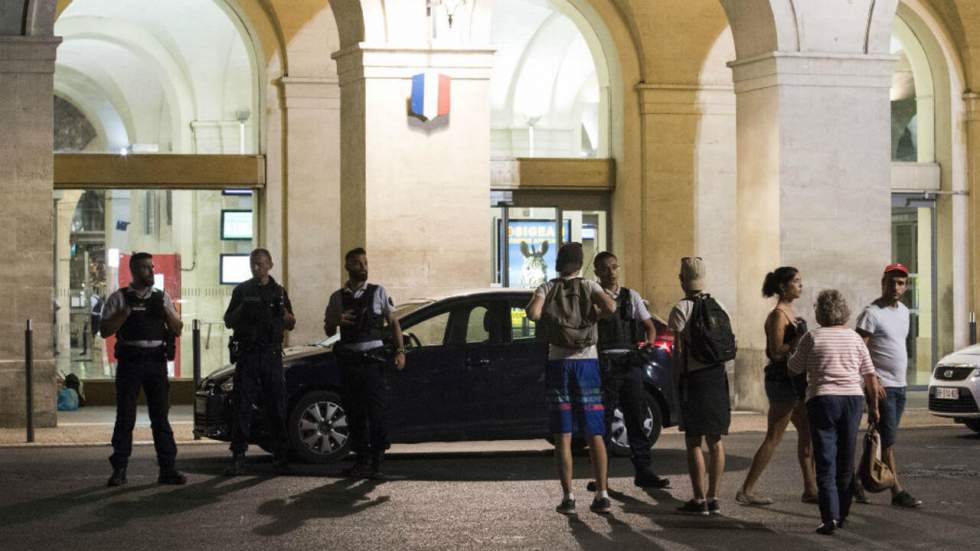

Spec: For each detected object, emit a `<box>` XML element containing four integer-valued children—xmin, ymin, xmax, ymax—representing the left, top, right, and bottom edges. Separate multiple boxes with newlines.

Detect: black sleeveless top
<box><xmin>765</xmin><ymin>311</ymin><xmax>807</xmax><ymax>381</ymax></box>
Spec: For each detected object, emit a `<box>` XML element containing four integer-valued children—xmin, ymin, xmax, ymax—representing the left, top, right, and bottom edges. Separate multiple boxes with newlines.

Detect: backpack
<box><xmin>541</xmin><ymin>278</ymin><xmax>598</xmax><ymax>349</ymax></box>
<box><xmin>685</xmin><ymin>294</ymin><xmax>736</xmax><ymax>364</ymax></box>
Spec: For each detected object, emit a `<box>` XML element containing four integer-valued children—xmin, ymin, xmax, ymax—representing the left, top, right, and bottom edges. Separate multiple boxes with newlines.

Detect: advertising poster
<box><xmin>507</xmin><ymin>220</ymin><xmax>568</xmax><ymax>288</ymax></box>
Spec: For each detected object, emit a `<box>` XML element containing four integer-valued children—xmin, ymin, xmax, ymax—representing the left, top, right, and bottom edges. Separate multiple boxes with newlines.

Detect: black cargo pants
<box><xmin>600</xmin><ymin>352</ymin><xmax>652</xmax><ymax>472</ymax></box>
<box><xmin>337</xmin><ymin>348</ymin><xmax>390</xmax><ymax>461</ymax></box>
<box><xmin>229</xmin><ymin>347</ymin><xmax>288</xmax><ymax>459</ymax></box>
<box><xmin>110</xmin><ymin>347</ymin><xmax>178</xmax><ymax>470</ymax></box>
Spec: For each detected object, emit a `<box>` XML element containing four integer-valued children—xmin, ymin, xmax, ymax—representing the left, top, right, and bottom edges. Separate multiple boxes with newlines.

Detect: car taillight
<box><xmin>654</xmin><ymin>334</ymin><xmax>673</xmax><ymax>357</ymax></box>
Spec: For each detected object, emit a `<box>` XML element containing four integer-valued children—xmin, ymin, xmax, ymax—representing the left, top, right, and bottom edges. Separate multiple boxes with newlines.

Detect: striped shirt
<box><xmin>788</xmin><ymin>326</ymin><xmax>875</xmax><ymax>402</ymax></box>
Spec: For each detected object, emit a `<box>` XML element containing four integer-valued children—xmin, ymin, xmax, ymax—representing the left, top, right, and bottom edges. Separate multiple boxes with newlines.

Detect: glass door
<box><xmin>891</xmin><ymin>193</ymin><xmax>937</xmax><ymax>386</ymax></box>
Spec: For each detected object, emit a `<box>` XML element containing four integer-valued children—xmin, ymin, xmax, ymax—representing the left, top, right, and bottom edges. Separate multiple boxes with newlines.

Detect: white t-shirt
<box><xmin>534</xmin><ymin>277</ymin><xmax>605</xmax><ymax>360</ymax></box>
<box><xmin>668</xmin><ymin>295</ymin><xmax>729</xmax><ymax>373</ymax></box>
<box><xmin>855</xmin><ymin>301</ymin><xmax>910</xmax><ymax>388</ymax></box>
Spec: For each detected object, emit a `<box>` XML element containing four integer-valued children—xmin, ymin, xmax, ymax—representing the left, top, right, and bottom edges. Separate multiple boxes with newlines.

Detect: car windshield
<box><xmin>312</xmin><ymin>299</ymin><xmax>435</xmax><ymax>348</ymax></box>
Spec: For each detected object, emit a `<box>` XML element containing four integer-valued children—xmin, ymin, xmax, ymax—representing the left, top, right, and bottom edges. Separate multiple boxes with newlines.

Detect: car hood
<box><xmin>937</xmin><ymin>344</ymin><xmax>980</xmax><ymax>367</ymax></box>
<box><xmin>206</xmin><ymin>344</ymin><xmax>332</xmax><ymax>382</ymax></box>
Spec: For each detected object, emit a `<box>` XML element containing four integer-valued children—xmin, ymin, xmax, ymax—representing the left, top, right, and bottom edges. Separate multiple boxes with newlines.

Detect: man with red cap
<box><xmin>853</xmin><ymin>263</ymin><xmax>922</xmax><ymax>508</ymax></box>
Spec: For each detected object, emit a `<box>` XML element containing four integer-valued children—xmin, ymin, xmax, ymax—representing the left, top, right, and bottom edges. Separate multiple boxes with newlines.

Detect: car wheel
<box><xmin>965</xmin><ymin>419</ymin><xmax>980</xmax><ymax>434</ymax></box>
<box><xmin>287</xmin><ymin>389</ymin><xmax>351</xmax><ymax>464</ymax></box>
<box><xmin>607</xmin><ymin>391</ymin><xmax>663</xmax><ymax>458</ymax></box>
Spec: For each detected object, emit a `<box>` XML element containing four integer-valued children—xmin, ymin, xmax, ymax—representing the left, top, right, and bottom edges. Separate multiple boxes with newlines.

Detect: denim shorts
<box><xmin>546</xmin><ymin>358</ymin><xmax>605</xmax><ymax>436</ymax></box>
<box><xmin>878</xmin><ymin>386</ymin><xmax>907</xmax><ymax>449</ymax></box>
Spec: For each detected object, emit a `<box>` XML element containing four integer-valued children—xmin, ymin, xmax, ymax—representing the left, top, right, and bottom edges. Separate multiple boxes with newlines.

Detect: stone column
<box><xmin>332</xmin><ymin>46</ymin><xmax>494</xmax><ymax>301</ymax></box>
<box><xmin>729</xmin><ymin>53</ymin><xmax>895</xmax><ymax>411</ymax></box>
<box><xmin>0</xmin><ymin>35</ymin><xmax>61</xmax><ymax>427</ymax></box>
<box><xmin>279</xmin><ymin>77</ymin><xmax>342</xmax><ymax>345</ymax></box>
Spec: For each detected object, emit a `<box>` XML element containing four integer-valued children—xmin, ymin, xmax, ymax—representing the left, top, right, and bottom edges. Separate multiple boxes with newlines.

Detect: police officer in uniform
<box><xmin>324</xmin><ymin>247</ymin><xmax>406</xmax><ymax>479</ymax></box>
<box><xmin>100</xmin><ymin>252</ymin><xmax>185</xmax><ymax>487</ymax></box>
<box><xmin>593</xmin><ymin>251</ymin><xmax>670</xmax><ymax>489</ymax></box>
<box><xmin>223</xmin><ymin>248</ymin><xmax>296</xmax><ymax>476</ymax></box>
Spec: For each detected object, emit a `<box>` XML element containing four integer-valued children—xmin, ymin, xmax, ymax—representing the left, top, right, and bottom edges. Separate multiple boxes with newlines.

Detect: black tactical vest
<box><xmin>340</xmin><ymin>284</ymin><xmax>386</xmax><ymax>344</ymax></box>
<box><xmin>597</xmin><ymin>287</ymin><xmax>644</xmax><ymax>351</ymax></box>
<box><xmin>233</xmin><ymin>279</ymin><xmax>286</xmax><ymax>348</ymax></box>
<box><xmin>117</xmin><ymin>288</ymin><xmax>167</xmax><ymax>343</ymax></box>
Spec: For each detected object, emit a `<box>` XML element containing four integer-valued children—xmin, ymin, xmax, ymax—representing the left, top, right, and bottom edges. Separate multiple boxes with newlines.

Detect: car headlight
<box><xmin>220</xmin><ymin>378</ymin><xmax>234</xmax><ymax>392</ymax></box>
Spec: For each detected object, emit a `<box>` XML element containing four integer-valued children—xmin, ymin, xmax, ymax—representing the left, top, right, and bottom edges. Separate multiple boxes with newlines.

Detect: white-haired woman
<box><xmin>788</xmin><ymin>289</ymin><xmax>880</xmax><ymax>535</ymax></box>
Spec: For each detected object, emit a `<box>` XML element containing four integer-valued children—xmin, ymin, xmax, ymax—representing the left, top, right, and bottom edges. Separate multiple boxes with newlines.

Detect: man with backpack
<box><xmin>668</xmin><ymin>256</ymin><xmax>736</xmax><ymax>516</ymax></box>
<box><xmin>593</xmin><ymin>251</ymin><xmax>671</xmax><ymax>489</ymax></box>
<box><xmin>526</xmin><ymin>242</ymin><xmax>617</xmax><ymax>515</ymax></box>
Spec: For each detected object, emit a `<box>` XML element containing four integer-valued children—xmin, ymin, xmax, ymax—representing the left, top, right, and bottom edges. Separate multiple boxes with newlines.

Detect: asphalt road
<box><xmin>1</xmin><ymin>427</ymin><xmax>979</xmax><ymax>550</ymax></box>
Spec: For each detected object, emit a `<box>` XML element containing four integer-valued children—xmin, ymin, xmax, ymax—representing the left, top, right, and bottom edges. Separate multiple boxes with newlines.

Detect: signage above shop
<box><xmin>409</xmin><ymin>72</ymin><xmax>451</xmax><ymax>122</ymax></box>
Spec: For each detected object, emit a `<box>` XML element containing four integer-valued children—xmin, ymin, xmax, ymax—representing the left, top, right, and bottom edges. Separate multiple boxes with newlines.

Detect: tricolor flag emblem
<box><xmin>409</xmin><ymin>73</ymin><xmax>451</xmax><ymax>122</ymax></box>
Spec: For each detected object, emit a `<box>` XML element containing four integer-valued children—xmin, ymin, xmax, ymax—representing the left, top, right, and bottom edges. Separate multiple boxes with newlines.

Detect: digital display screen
<box><xmin>220</xmin><ymin>254</ymin><xmax>251</xmax><ymax>285</ymax></box>
<box><xmin>221</xmin><ymin>210</ymin><xmax>253</xmax><ymax>240</ymax></box>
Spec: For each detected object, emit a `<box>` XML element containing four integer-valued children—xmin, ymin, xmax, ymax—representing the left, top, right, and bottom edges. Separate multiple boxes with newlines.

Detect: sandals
<box><xmin>735</xmin><ymin>490</ymin><xmax>774</xmax><ymax>506</ymax></box>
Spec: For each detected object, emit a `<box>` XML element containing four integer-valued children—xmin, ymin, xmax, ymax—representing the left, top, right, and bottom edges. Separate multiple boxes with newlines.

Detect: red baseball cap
<box><xmin>883</xmin><ymin>263</ymin><xmax>910</xmax><ymax>276</ymax></box>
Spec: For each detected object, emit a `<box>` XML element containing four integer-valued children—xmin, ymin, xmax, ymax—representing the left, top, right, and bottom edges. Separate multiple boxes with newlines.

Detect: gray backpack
<box><xmin>541</xmin><ymin>278</ymin><xmax>597</xmax><ymax>349</ymax></box>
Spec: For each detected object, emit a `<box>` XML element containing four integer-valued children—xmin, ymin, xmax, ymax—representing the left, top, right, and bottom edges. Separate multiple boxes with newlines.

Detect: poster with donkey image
<box><xmin>507</xmin><ymin>219</ymin><xmax>570</xmax><ymax>288</ymax></box>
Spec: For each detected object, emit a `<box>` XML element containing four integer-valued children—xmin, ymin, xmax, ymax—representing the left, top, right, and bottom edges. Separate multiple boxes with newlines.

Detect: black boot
<box><xmin>634</xmin><ymin>468</ymin><xmax>671</xmax><ymax>489</ymax></box>
<box><xmin>158</xmin><ymin>467</ymin><xmax>187</xmax><ymax>485</ymax></box>
<box><xmin>107</xmin><ymin>466</ymin><xmax>127</xmax><ymax>487</ymax></box>
<box><xmin>224</xmin><ymin>454</ymin><xmax>247</xmax><ymax>477</ymax></box>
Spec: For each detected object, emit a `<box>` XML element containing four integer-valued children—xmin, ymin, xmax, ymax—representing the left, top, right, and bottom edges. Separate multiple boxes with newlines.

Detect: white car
<box><xmin>928</xmin><ymin>344</ymin><xmax>980</xmax><ymax>433</ymax></box>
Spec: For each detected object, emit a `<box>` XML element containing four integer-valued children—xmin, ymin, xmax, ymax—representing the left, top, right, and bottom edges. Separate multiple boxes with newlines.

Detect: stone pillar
<box><xmin>964</xmin><ymin>93</ymin><xmax>980</xmax><ymax>340</ymax></box>
<box><xmin>279</xmin><ymin>77</ymin><xmax>342</xmax><ymax>345</ymax></box>
<box><xmin>0</xmin><ymin>34</ymin><xmax>61</xmax><ymax>427</ymax></box>
<box><xmin>332</xmin><ymin>46</ymin><xmax>494</xmax><ymax>301</ymax></box>
<box><xmin>729</xmin><ymin>53</ymin><xmax>895</xmax><ymax>411</ymax></box>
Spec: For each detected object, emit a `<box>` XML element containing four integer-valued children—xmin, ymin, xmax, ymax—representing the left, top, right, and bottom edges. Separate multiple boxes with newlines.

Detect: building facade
<box><xmin>2</xmin><ymin>0</ymin><xmax>979</xmax><ymax>425</ymax></box>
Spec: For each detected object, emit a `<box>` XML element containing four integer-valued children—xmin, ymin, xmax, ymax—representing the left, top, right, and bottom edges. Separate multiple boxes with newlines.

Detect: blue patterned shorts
<box><xmin>546</xmin><ymin>358</ymin><xmax>605</xmax><ymax>436</ymax></box>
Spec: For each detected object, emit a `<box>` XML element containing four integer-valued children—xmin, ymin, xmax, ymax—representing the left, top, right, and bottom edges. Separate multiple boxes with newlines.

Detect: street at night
<box><xmin>2</xmin><ymin>426</ymin><xmax>979</xmax><ymax>550</ymax></box>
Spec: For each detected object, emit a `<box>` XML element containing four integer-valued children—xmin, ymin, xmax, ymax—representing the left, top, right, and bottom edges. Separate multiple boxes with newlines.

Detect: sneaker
<box><xmin>677</xmin><ymin>499</ymin><xmax>709</xmax><ymax>516</ymax></box>
<box><xmin>815</xmin><ymin>520</ymin><xmax>838</xmax><ymax>535</ymax></box>
<box><xmin>158</xmin><ymin>468</ymin><xmax>187</xmax><ymax>485</ymax></box>
<box><xmin>224</xmin><ymin>455</ymin><xmax>246</xmax><ymax>477</ymax></box>
<box><xmin>891</xmin><ymin>491</ymin><xmax>922</xmax><ymax>508</ymax></box>
<box><xmin>555</xmin><ymin>498</ymin><xmax>576</xmax><ymax>515</ymax></box>
<box><xmin>634</xmin><ymin>470</ymin><xmax>671</xmax><ymax>489</ymax></box>
<box><xmin>590</xmin><ymin>497</ymin><xmax>612</xmax><ymax>515</ymax></box>
<box><xmin>706</xmin><ymin>499</ymin><xmax>721</xmax><ymax>515</ymax></box>
<box><xmin>107</xmin><ymin>467</ymin><xmax>127</xmax><ymax>487</ymax></box>
<box><xmin>735</xmin><ymin>490</ymin><xmax>773</xmax><ymax>506</ymax></box>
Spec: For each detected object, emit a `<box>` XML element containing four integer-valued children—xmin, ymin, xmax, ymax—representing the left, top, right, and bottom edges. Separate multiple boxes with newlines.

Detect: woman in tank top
<box><xmin>736</xmin><ymin>266</ymin><xmax>819</xmax><ymax>505</ymax></box>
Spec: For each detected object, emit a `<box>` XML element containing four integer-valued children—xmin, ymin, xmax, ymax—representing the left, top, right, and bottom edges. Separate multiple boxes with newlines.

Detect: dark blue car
<box><xmin>194</xmin><ymin>289</ymin><xmax>679</xmax><ymax>463</ymax></box>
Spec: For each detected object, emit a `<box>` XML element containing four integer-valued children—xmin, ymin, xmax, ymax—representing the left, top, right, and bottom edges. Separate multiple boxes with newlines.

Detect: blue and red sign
<box><xmin>410</xmin><ymin>72</ymin><xmax>451</xmax><ymax>121</ymax></box>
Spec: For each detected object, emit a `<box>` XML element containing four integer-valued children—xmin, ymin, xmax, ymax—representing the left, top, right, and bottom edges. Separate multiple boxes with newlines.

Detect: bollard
<box><xmin>193</xmin><ymin>319</ymin><xmax>201</xmax><ymax>440</ymax></box>
<box><xmin>971</xmin><ymin>312</ymin><xmax>977</xmax><ymax>346</ymax></box>
<box><xmin>25</xmin><ymin>319</ymin><xmax>34</xmax><ymax>443</ymax></box>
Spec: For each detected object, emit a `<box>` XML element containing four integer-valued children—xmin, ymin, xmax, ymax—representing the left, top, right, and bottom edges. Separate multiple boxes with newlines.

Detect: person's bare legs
<box><xmin>706</xmin><ymin>435</ymin><xmax>725</xmax><ymax>501</ymax></box>
<box><xmin>740</xmin><ymin>401</ymin><xmax>794</xmax><ymax>497</ymax></box>
<box><xmin>555</xmin><ymin>433</ymin><xmax>574</xmax><ymax>496</ymax></box>
<box><xmin>790</xmin><ymin>403</ymin><xmax>819</xmax><ymax>499</ymax></box>
<box><xmin>686</xmin><ymin>434</ymin><xmax>707</xmax><ymax>500</ymax></box>
<box><xmin>884</xmin><ymin>446</ymin><xmax>904</xmax><ymax>497</ymax></box>
<box><xmin>588</xmin><ymin>434</ymin><xmax>608</xmax><ymax>494</ymax></box>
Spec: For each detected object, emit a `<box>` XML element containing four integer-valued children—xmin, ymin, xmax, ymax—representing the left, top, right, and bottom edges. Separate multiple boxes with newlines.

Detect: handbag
<box><xmin>857</xmin><ymin>421</ymin><xmax>896</xmax><ymax>493</ymax></box>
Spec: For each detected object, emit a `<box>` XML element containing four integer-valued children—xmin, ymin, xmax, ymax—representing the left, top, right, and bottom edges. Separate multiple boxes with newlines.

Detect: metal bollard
<box><xmin>971</xmin><ymin>312</ymin><xmax>977</xmax><ymax>346</ymax></box>
<box><xmin>193</xmin><ymin>319</ymin><xmax>201</xmax><ymax>440</ymax></box>
<box><xmin>25</xmin><ymin>319</ymin><xmax>34</xmax><ymax>443</ymax></box>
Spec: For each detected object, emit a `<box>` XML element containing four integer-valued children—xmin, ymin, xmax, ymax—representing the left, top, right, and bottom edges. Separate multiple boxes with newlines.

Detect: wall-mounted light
<box><xmin>427</xmin><ymin>0</ymin><xmax>468</xmax><ymax>28</ymax></box>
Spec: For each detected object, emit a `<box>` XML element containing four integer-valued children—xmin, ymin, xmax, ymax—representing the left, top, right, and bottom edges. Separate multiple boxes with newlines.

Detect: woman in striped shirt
<box><xmin>789</xmin><ymin>289</ymin><xmax>880</xmax><ymax>535</ymax></box>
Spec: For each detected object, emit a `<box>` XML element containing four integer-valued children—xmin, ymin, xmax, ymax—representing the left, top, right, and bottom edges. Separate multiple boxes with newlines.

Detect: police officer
<box><xmin>100</xmin><ymin>252</ymin><xmax>185</xmax><ymax>487</ymax></box>
<box><xmin>223</xmin><ymin>248</ymin><xmax>296</xmax><ymax>476</ymax></box>
<box><xmin>324</xmin><ymin>247</ymin><xmax>406</xmax><ymax>480</ymax></box>
<box><xmin>593</xmin><ymin>251</ymin><xmax>670</xmax><ymax>489</ymax></box>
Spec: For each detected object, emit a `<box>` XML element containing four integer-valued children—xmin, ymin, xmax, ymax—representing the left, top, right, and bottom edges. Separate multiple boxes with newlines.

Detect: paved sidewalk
<box><xmin>0</xmin><ymin>390</ymin><xmax>960</xmax><ymax>449</ymax></box>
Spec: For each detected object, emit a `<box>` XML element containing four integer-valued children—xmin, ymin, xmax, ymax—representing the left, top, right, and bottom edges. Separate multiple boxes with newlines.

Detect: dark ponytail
<box><xmin>762</xmin><ymin>266</ymin><xmax>799</xmax><ymax>298</ymax></box>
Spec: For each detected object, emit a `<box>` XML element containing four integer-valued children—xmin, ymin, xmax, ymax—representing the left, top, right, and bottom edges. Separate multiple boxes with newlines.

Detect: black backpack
<box><xmin>686</xmin><ymin>294</ymin><xmax>736</xmax><ymax>364</ymax></box>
